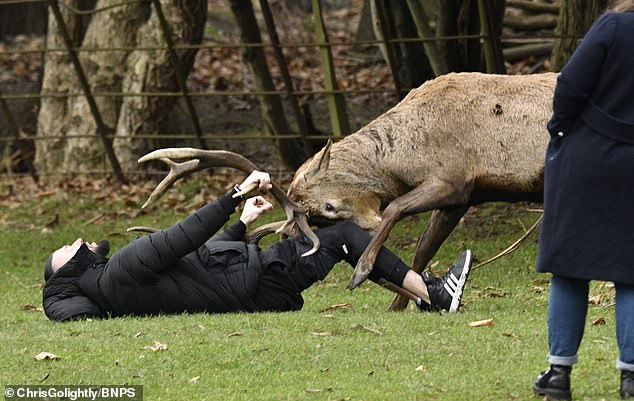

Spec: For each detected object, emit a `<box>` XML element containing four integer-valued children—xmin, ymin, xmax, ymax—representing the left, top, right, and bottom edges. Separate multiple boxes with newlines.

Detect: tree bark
<box><xmin>436</xmin><ymin>0</ymin><xmax>482</xmax><ymax>72</ymax></box>
<box><xmin>35</xmin><ymin>0</ymin><xmax>81</xmax><ymax>176</ymax></box>
<box><xmin>550</xmin><ymin>0</ymin><xmax>607</xmax><ymax>71</ymax></box>
<box><xmin>228</xmin><ymin>0</ymin><xmax>307</xmax><ymax>169</ymax></box>
<box><xmin>504</xmin><ymin>13</ymin><xmax>558</xmax><ymax>30</ymax></box>
<box><xmin>114</xmin><ymin>0</ymin><xmax>207</xmax><ymax>170</ymax></box>
<box><xmin>35</xmin><ymin>0</ymin><xmax>206</xmax><ymax>179</ymax></box>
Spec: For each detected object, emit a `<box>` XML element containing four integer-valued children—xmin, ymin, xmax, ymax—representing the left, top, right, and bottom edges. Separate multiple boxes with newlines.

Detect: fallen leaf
<box><xmin>592</xmin><ymin>317</ymin><xmax>606</xmax><ymax>326</ymax></box>
<box><xmin>143</xmin><ymin>341</ymin><xmax>167</xmax><ymax>352</ymax></box>
<box><xmin>227</xmin><ymin>332</ymin><xmax>242</xmax><ymax>338</ymax></box>
<box><xmin>305</xmin><ymin>388</ymin><xmax>334</xmax><ymax>393</ymax></box>
<box><xmin>34</xmin><ymin>352</ymin><xmax>60</xmax><ymax>361</ymax></box>
<box><xmin>350</xmin><ymin>323</ymin><xmax>383</xmax><ymax>336</ymax></box>
<box><xmin>501</xmin><ymin>332</ymin><xmax>514</xmax><ymax>337</ymax></box>
<box><xmin>468</xmin><ymin>319</ymin><xmax>495</xmax><ymax>327</ymax></box>
<box><xmin>20</xmin><ymin>304</ymin><xmax>44</xmax><ymax>312</ymax></box>
<box><xmin>415</xmin><ymin>364</ymin><xmax>425</xmax><ymax>372</ymax></box>
<box><xmin>320</xmin><ymin>303</ymin><xmax>352</xmax><ymax>312</ymax></box>
<box><xmin>188</xmin><ymin>376</ymin><xmax>200</xmax><ymax>384</ymax></box>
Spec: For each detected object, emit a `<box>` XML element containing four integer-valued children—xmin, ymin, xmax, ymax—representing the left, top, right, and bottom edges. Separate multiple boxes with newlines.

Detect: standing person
<box><xmin>43</xmin><ymin>171</ymin><xmax>473</xmax><ymax>322</ymax></box>
<box><xmin>533</xmin><ymin>1</ymin><xmax>634</xmax><ymax>399</ymax></box>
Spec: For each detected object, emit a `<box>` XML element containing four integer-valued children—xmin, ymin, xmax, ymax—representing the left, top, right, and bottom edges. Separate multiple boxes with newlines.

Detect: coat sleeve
<box><xmin>207</xmin><ymin>221</ymin><xmax>247</xmax><ymax>243</ymax></box>
<box><xmin>547</xmin><ymin>13</ymin><xmax>616</xmax><ymax>137</ymax></box>
<box><xmin>109</xmin><ymin>191</ymin><xmax>243</xmax><ymax>282</ymax></box>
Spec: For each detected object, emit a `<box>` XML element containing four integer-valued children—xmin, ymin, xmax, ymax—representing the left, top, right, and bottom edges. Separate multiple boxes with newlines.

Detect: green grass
<box><xmin>0</xmin><ymin>179</ymin><xmax>623</xmax><ymax>400</ymax></box>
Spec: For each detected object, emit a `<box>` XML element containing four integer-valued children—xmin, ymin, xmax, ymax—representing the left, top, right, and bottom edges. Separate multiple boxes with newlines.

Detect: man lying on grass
<box><xmin>42</xmin><ymin>171</ymin><xmax>472</xmax><ymax>321</ymax></box>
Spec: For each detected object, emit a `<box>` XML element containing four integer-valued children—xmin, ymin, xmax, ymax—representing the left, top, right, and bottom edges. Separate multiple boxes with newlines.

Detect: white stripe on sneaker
<box><xmin>449</xmin><ymin>249</ymin><xmax>472</xmax><ymax>312</ymax></box>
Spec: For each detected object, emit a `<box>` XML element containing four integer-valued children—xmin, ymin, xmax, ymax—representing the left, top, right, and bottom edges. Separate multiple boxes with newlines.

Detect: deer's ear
<box><xmin>305</xmin><ymin>139</ymin><xmax>332</xmax><ymax>181</ymax></box>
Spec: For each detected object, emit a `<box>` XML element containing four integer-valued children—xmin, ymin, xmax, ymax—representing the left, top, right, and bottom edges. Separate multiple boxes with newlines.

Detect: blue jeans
<box><xmin>547</xmin><ymin>275</ymin><xmax>634</xmax><ymax>371</ymax></box>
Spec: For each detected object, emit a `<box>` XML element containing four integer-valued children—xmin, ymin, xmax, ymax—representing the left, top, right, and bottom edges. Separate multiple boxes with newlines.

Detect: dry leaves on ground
<box><xmin>468</xmin><ymin>318</ymin><xmax>495</xmax><ymax>328</ymax></box>
<box><xmin>34</xmin><ymin>352</ymin><xmax>60</xmax><ymax>361</ymax></box>
<box><xmin>143</xmin><ymin>341</ymin><xmax>168</xmax><ymax>352</ymax></box>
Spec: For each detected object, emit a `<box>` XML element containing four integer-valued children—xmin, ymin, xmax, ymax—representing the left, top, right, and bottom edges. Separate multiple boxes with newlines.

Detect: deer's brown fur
<box><xmin>288</xmin><ymin>72</ymin><xmax>557</xmax><ymax>306</ymax></box>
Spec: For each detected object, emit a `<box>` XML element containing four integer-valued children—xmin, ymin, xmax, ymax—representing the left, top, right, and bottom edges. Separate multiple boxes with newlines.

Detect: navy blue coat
<box><xmin>536</xmin><ymin>12</ymin><xmax>634</xmax><ymax>284</ymax></box>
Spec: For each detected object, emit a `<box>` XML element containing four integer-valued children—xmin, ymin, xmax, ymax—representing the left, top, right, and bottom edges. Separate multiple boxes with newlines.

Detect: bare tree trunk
<box><xmin>114</xmin><ymin>0</ymin><xmax>206</xmax><ymax>170</ymax></box>
<box><xmin>228</xmin><ymin>0</ymin><xmax>308</xmax><ymax>169</ymax></box>
<box><xmin>436</xmin><ymin>0</ymin><xmax>482</xmax><ymax>72</ymax></box>
<box><xmin>550</xmin><ymin>0</ymin><xmax>607</xmax><ymax>71</ymax></box>
<box><xmin>35</xmin><ymin>0</ymin><xmax>206</xmax><ymax>179</ymax></box>
<box><xmin>61</xmin><ymin>0</ymin><xmax>146</xmax><ymax>173</ymax></box>
<box><xmin>370</xmin><ymin>0</ymin><xmax>433</xmax><ymax>92</ymax></box>
<box><xmin>35</xmin><ymin>0</ymin><xmax>81</xmax><ymax>176</ymax></box>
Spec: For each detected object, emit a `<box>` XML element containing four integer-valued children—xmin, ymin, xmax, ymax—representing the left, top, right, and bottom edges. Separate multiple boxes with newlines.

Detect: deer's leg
<box><xmin>389</xmin><ymin>206</ymin><xmax>469</xmax><ymax>311</ymax></box>
<box><xmin>347</xmin><ymin>179</ymin><xmax>472</xmax><ymax>290</ymax></box>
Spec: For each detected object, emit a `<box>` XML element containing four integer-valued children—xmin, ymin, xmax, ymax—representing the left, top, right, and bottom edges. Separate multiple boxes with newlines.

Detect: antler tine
<box><xmin>294</xmin><ymin>214</ymin><xmax>320</xmax><ymax>256</ymax></box>
<box><xmin>245</xmin><ymin>221</ymin><xmax>286</xmax><ymax>245</ymax></box>
<box><xmin>138</xmin><ymin>147</ymin><xmax>320</xmax><ymax>255</ymax></box>
<box><xmin>140</xmin><ymin>158</ymin><xmax>204</xmax><ymax>209</ymax></box>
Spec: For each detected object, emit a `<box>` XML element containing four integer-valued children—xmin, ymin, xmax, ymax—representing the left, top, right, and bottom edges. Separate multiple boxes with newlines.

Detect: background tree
<box><xmin>550</xmin><ymin>0</ymin><xmax>608</xmax><ymax>71</ymax></box>
<box><xmin>35</xmin><ymin>0</ymin><xmax>206</xmax><ymax>179</ymax></box>
<box><xmin>0</xmin><ymin>2</ymin><xmax>47</xmax><ymax>38</ymax></box>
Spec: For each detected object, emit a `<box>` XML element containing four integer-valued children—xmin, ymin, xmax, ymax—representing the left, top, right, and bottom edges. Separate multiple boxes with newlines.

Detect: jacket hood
<box><xmin>42</xmin><ymin>244</ymin><xmax>108</xmax><ymax>321</ymax></box>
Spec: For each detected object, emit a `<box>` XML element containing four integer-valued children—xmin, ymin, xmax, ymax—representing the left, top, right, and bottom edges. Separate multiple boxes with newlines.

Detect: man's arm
<box><xmin>207</xmin><ymin>196</ymin><xmax>274</xmax><ymax>243</ymax></box>
<box><xmin>110</xmin><ymin>172</ymin><xmax>273</xmax><ymax>279</ymax></box>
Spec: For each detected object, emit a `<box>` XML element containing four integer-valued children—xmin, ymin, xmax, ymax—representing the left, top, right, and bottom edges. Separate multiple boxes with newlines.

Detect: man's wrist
<box><xmin>233</xmin><ymin>185</ymin><xmax>245</xmax><ymax>201</ymax></box>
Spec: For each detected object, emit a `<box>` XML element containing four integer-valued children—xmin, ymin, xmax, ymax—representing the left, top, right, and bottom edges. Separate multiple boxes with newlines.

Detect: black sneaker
<box><xmin>420</xmin><ymin>249</ymin><xmax>472</xmax><ymax>312</ymax></box>
<box><xmin>533</xmin><ymin>365</ymin><xmax>572</xmax><ymax>400</ymax></box>
<box><xmin>622</xmin><ymin>369</ymin><xmax>634</xmax><ymax>400</ymax></box>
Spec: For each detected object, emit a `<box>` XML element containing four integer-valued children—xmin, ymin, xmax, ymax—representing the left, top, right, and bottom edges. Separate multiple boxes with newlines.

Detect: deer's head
<box><xmin>288</xmin><ymin>140</ymin><xmax>383</xmax><ymax>232</ymax></box>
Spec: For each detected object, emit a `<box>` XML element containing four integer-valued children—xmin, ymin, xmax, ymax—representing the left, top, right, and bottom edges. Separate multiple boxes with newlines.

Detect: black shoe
<box><xmin>420</xmin><ymin>249</ymin><xmax>472</xmax><ymax>312</ymax></box>
<box><xmin>533</xmin><ymin>365</ymin><xmax>572</xmax><ymax>400</ymax></box>
<box><xmin>622</xmin><ymin>369</ymin><xmax>634</xmax><ymax>399</ymax></box>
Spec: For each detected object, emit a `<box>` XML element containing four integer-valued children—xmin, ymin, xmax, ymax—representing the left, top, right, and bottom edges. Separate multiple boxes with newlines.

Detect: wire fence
<box><xmin>0</xmin><ymin>0</ymin><xmax>561</xmax><ymax>182</ymax></box>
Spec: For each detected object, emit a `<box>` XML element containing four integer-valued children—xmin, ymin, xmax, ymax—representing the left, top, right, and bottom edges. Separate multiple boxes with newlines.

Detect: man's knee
<box><xmin>336</xmin><ymin>220</ymin><xmax>366</xmax><ymax>236</ymax></box>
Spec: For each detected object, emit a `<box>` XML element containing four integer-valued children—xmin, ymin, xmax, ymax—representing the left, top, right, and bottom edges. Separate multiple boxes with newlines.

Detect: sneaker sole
<box><xmin>533</xmin><ymin>384</ymin><xmax>572</xmax><ymax>400</ymax></box>
<box><xmin>448</xmin><ymin>249</ymin><xmax>472</xmax><ymax>312</ymax></box>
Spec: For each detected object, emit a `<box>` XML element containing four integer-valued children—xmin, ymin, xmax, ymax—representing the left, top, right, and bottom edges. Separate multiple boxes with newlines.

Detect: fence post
<box><xmin>311</xmin><ymin>0</ymin><xmax>349</xmax><ymax>139</ymax></box>
<box><xmin>150</xmin><ymin>0</ymin><xmax>206</xmax><ymax>149</ymax></box>
<box><xmin>47</xmin><ymin>0</ymin><xmax>128</xmax><ymax>184</ymax></box>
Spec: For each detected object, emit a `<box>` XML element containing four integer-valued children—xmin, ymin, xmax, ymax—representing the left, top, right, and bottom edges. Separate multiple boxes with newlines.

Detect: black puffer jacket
<box><xmin>43</xmin><ymin>192</ymin><xmax>264</xmax><ymax>321</ymax></box>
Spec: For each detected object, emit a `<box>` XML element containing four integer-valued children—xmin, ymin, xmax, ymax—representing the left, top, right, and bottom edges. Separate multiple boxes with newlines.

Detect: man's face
<box><xmin>50</xmin><ymin>238</ymin><xmax>101</xmax><ymax>273</ymax></box>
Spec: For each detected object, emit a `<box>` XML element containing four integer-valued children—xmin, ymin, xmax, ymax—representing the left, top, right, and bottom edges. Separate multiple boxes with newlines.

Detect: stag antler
<box><xmin>138</xmin><ymin>147</ymin><xmax>319</xmax><ymax>257</ymax></box>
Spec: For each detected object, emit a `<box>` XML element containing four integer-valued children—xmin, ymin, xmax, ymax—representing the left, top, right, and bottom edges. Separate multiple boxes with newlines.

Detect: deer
<box><xmin>136</xmin><ymin>149</ymin><xmax>428</xmax><ymax>303</ymax></box>
<box><xmin>138</xmin><ymin>71</ymin><xmax>557</xmax><ymax>311</ymax></box>
<box><xmin>287</xmin><ymin>71</ymin><xmax>557</xmax><ymax>309</ymax></box>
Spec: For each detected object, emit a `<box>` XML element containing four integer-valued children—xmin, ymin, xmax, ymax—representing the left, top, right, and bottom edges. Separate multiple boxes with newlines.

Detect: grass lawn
<box><xmin>0</xmin><ymin>177</ymin><xmax>622</xmax><ymax>400</ymax></box>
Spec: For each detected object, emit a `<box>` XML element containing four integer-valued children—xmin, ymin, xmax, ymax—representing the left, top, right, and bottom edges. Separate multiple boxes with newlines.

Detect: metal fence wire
<box><xmin>0</xmin><ymin>0</ymin><xmax>559</xmax><ymax>182</ymax></box>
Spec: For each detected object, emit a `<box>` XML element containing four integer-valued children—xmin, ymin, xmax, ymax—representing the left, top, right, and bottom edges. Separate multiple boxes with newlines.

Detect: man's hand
<box><xmin>238</xmin><ymin>171</ymin><xmax>272</xmax><ymax>195</ymax></box>
<box><xmin>240</xmin><ymin>196</ymin><xmax>273</xmax><ymax>227</ymax></box>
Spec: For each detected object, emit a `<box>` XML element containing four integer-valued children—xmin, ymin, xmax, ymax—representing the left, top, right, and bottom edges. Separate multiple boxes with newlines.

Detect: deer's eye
<box><xmin>324</xmin><ymin>203</ymin><xmax>335</xmax><ymax>212</ymax></box>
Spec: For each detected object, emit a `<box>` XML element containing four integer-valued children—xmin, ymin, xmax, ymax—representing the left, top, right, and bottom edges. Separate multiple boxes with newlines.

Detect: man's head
<box><xmin>44</xmin><ymin>238</ymin><xmax>110</xmax><ymax>281</ymax></box>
